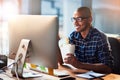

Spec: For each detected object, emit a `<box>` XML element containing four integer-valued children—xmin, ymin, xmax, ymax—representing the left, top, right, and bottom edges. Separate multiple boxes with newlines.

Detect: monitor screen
<box><xmin>8</xmin><ymin>15</ymin><xmax>59</xmax><ymax>69</ymax></box>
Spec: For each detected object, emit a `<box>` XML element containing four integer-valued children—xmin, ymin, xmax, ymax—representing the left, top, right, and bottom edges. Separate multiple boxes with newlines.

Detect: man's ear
<box><xmin>88</xmin><ymin>16</ymin><xmax>92</xmax><ymax>23</ymax></box>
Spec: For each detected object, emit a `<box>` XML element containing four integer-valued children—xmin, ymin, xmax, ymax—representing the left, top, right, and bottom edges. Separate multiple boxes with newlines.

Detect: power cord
<box><xmin>0</xmin><ymin>61</ymin><xmax>20</xmax><ymax>80</ymax></box>
<box><xmin>0</xmin><ymin>61</ymin><xmax>15</xmax><ymax>70</ymax></box>
<box><xmin>0</xmin><ymin>62</ymin><xmax>15</xmax><ymax>79</ymax></box>
<box><xmin>0</xmin><ymin>54</ymin><xmax>29</xmax><ymax>80</ymax></box>
<box><xmin>14</xmin><ymin>62</ymin><xmax>20</xmax><ymax>80</ymax></box>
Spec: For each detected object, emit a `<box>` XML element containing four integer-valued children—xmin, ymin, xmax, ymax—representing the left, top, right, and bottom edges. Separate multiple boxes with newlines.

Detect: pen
<box><xmin>89</xmin><ymin>74</ymin><xmax>104</xmax><ymax>80</ymax></box>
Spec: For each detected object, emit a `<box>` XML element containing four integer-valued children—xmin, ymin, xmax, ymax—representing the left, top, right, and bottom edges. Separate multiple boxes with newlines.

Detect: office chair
<box><xmin>108</xmin><ymin>37</ymin><xmax>120</xmax><ymax>74</ymax></box>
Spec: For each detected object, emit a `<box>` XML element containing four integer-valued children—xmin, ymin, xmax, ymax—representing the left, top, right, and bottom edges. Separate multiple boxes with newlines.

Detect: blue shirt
<box><xmin>69</xmin><ymin>27</ymin><xmax>113</xmax><ymax>68</ymax></box>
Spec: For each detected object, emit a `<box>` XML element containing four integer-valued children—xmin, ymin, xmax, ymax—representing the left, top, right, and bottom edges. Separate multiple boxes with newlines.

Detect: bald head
<box><xmin>76</xmin><ymin>7</ymin><xmax>92</xmax><ymax>18</ymax></box>
<box><xmin>73</xmin><ymin>7</ymin><xmax>93</xmax><ymax>33</ymax></box>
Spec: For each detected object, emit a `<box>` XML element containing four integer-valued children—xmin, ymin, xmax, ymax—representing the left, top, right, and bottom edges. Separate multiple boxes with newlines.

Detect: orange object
<box><xmin>48</xmin><ymin>68</ymin><xmax>54</xmax><ymax>75</ymax></box>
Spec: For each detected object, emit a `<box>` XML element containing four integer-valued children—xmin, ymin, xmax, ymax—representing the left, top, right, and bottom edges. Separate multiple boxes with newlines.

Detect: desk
<box><xmin>0</xmin><ymin>68</ymin><xmax>120</xmax><ymax>80</ymax></box>
<box><xmin>58</xmin><ymin>65</ymin><xmax>120</xmax><ymax>80</ymax></box>
<box><xmin>1</xmin><ymin>59</ymin><xmax>120</xmax><ymax>80</ymax></box>
<box><xmin>1</xmin><ymin>66</ymin><xmax>120</xmax><ymax>80</ymax></box>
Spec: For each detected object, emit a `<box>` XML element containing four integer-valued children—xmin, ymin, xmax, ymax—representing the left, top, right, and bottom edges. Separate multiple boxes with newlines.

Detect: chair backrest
<box><xmin>108</xmin><ymin>37</ymin><xmax>120</xmax><ymax>74</ymax></box>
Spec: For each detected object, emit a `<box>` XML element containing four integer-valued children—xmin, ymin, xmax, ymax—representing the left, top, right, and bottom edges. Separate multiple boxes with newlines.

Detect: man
<box><xmin>63</xmin><ymin>7</ymin><xmax>113</xmax><ymax>73</ymax></box>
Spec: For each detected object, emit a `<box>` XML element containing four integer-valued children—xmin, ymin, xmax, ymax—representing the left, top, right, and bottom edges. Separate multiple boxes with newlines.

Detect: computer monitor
<box><xmin>8</xmin><ymin>15</ymin><xmax>59</xmax><ymax>77</ymax></box>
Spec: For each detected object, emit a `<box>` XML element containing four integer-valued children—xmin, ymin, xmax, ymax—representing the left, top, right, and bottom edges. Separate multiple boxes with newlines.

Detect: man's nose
<box><xmin>74</xmin><ymin>20</ymin><xmax>80</xmax><ymax>26</ymax></box>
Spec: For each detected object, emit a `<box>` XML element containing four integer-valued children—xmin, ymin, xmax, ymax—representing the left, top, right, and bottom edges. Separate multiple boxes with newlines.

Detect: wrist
<box><xmin>73</xmin><ymin>60</ymin><xmax>82</xmax><ymax>68</ymax></box>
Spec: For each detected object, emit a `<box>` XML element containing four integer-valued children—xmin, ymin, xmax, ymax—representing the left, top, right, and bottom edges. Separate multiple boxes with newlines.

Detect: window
<box><xmin>41</xmin><ymin>0</ymin><xmax>63</xmax><ymax>33</ymax></box>
<box><xmin>0</xmin><ymin>0</ymin><xmax>19</xmax><ymax>55</ymax></box>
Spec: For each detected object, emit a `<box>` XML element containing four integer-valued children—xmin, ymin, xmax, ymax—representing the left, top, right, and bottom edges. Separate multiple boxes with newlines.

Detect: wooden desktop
<box><xmin>0</xmin><ymin>59</ymin><xmax>120</xmax><ymax>80</ymax></box>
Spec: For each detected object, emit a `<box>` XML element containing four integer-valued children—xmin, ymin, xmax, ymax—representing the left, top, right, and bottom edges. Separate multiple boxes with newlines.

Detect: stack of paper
<box><xmin>76</xmin><ymin>71</ymin><xmax>105</xmax><ymax>79</ymax></box>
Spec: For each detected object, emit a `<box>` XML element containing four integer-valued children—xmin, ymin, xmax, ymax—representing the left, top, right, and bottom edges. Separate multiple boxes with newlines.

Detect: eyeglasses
<box><xmin>71</xmin><ymin>16</ymin><xmax>89</xmax><ymax>22</ymax></box>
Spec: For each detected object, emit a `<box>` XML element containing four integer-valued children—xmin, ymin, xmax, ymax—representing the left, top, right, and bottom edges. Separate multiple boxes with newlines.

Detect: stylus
<box><xmin>89</xmin><ymin>74</ymin><xmax>104</xmax><ymax>80</ymax></box>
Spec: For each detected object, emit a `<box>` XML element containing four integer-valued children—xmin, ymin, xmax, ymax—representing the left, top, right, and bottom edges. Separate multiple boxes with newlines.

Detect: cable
<box><xmin>0</xmin><ymin>62</ymin><xmax>16</xmax><ymax>79</ymax></box>
<box><xmin>0</xmin><ymin>55</ymin><xmax>23</xmax><ymax>80</ymax></box>
<box><xmin>0</xmin><ymin>62</ymin><xmax>15</xmax><ymax>70</ymax></box>
<box><xmin>14</xmin><ymin>62</ymin><xmax>20</xmax><ymax>80</ymax></box>
<box><xmin>0</xmin><ymin>61</ymin><xmax>20</xmax><ymax>80</ymax></box>
<box><xmin>13</xmin><ymin>54</ymin><xmax>24</xmax><ymax>80</ymax></box>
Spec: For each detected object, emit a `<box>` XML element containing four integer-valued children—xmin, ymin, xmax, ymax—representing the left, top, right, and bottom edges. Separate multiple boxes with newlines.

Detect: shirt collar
<box><xmin>82</xmin><ymin>27</ymin><xmax>94</xmax><ymax>41</ymax></box>
<box><xmin>74</xmin><ymin>27</ymin><xmax>94</xmax><ymax>41</ymax></box>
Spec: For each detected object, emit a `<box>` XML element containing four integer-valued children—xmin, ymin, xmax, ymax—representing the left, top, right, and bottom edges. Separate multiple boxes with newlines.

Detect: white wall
<box><xmin>63</xmin><ymin>0</ymin><xmax>82</xmax><ymax>37</ymax></box>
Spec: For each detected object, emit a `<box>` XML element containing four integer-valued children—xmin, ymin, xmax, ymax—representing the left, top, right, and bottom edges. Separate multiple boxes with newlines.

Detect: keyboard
<box><xmin>30</xmin><ymin>67</ymin><xmax>69</xmax><ymax>77</ymax></box>
<box><xmin>54</xmin><ymin>69</ymin><xmax>69</xmax><ymax>77</ymax></box>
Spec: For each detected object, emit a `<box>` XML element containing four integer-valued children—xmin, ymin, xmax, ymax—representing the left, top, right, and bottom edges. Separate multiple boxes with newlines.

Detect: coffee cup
<box><xmin>60</xmin><ymin>44</ymin><xmax>75</xmax><ymax>61</ymax></box>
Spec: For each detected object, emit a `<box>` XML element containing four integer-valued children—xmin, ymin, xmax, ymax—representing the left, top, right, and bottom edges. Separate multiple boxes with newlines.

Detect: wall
<box><xmin>63</xmin><ymin>0</ymin><xmax>81</xmax><ymax>37</ymax></box>
<box><xmin>21</xmin><ymin>0</ymin><xmax>41</xmax><ymax>15</ymax></box>
<box><xmin>92</xmin><ymin>0</ymin><xmax>120</xmax><ymax>34</ymax></box>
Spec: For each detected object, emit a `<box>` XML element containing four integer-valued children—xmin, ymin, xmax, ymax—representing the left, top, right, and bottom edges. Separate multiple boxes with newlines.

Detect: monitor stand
<box><xmin>11</xmin><ymin>39</ymin><xmax>31</xmax><ymax>78</ymax></box>
<box><xmin>11</xmin><ymin>39</ymin><xmax>54</xmax><ymax>78</ymax></box>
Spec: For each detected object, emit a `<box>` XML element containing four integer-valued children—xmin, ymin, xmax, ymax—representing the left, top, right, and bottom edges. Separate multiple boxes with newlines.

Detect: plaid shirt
<box><xmin>69</xmin><ymin>27</ymin><xmax>113</xmax><ymax>68</ymax></box>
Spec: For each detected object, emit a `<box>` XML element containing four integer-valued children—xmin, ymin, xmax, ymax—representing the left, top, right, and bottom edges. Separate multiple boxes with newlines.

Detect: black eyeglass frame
<box><xmin>71</xmin><ymin>16</ymin><xmax>90</xmax><ymax>22</ymax></box>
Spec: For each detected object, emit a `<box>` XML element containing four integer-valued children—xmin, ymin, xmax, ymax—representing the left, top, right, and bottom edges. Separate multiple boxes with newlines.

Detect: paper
<box><xmin>76</xmin><ymin>71</ymin><xmax>105</xmax><ymax>79</ymax></box>
<box><xmin>23</xmin><ymin>72</ymin><xmax>42</xmax><ymax>78</ymax></box>
<box><xmin>54</xmin><ymin>69</ymin><xmax>69</xmax><ymax>77</ymax></box>
<box><xmin>63</xmin><ymin>63</ymin><xmax>77</xmax><ymax>70</ymax></box>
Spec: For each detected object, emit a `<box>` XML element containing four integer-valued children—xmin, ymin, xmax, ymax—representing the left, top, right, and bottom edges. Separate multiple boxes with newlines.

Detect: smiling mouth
<box><xmin>75</xmin><ymin>26</ymin><xmax>80</xmax><ymax>29</ymax></box>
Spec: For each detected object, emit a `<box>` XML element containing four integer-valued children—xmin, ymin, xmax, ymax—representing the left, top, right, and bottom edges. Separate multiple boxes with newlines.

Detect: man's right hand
<box><xmin>64</xmin><ymin>53</ymin><xmax>81</xmax><ymax>68</ymax></box>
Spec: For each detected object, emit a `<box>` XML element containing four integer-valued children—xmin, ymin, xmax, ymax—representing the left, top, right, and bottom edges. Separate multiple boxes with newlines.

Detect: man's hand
<box><xmin>64</xmin><ymin>53</ymin><xmax>81</xmax><ymax>68</ymax></box>
<box><xmin>63</xmin><ymin>54</ymin><xmax>112</xmax><ymax>73</ymax></box>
